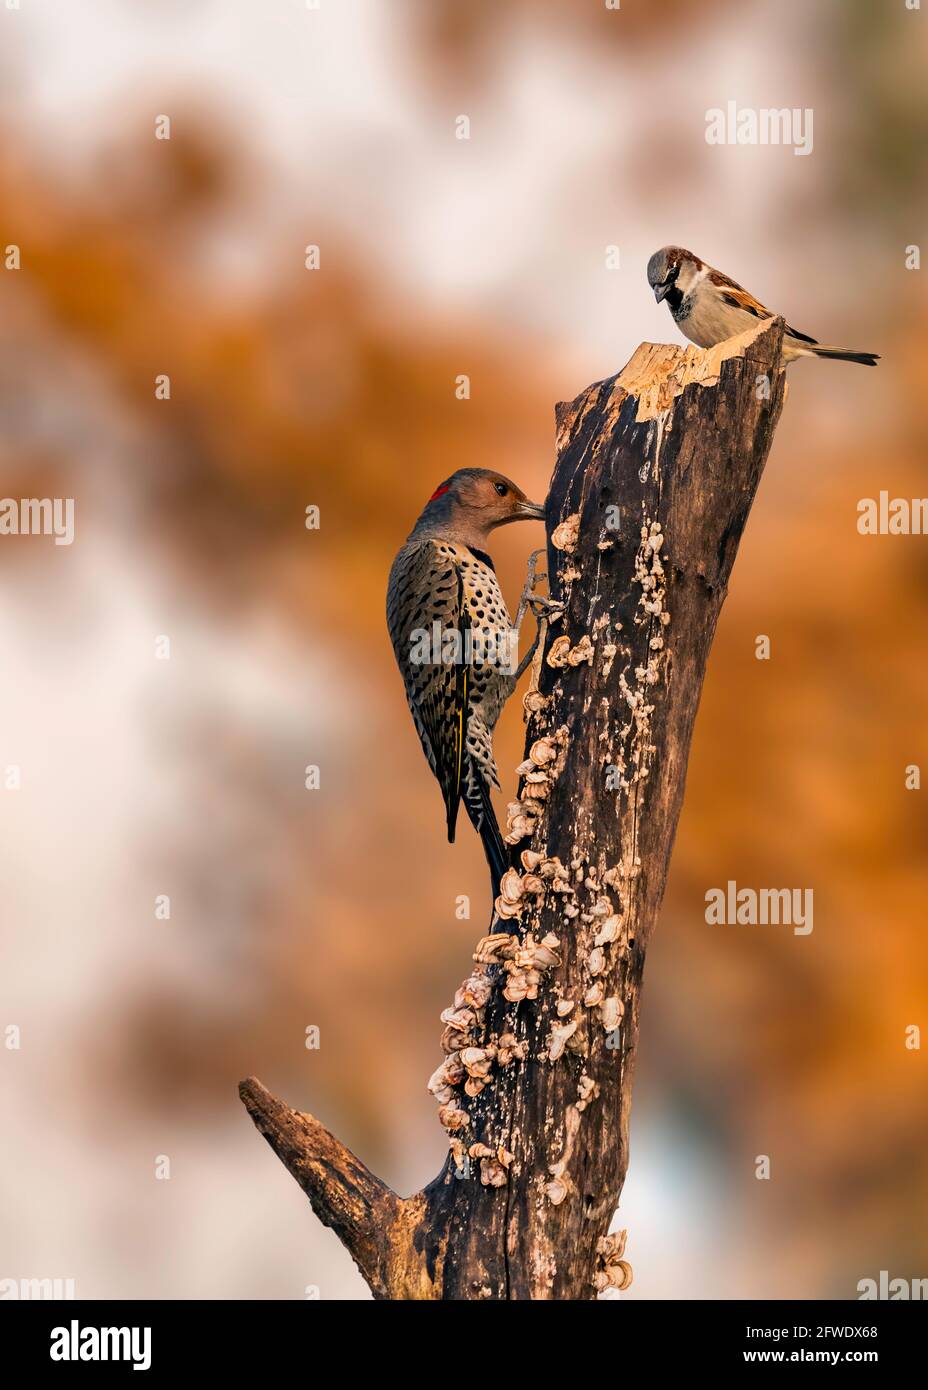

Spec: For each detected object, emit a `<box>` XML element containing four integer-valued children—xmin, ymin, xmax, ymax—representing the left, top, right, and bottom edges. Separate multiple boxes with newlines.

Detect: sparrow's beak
<box><xmin>517</xmin><ymin>499</ymin><xmax>547</xmax><ymax>520</ymax></box>
<box><xmin>654</xmin><ymin>281</ymin><xmax>671</xmax><ymax>303</ymax></box>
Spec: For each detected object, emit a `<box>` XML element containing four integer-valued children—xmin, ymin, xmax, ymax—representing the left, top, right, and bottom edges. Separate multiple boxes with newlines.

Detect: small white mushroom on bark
<box><xmin>473</xmin><ymin>934</ymin><xmax>516</xmax><ymax>964</ymax></box>
<box><xmin>598</xmin><ymin>1229</ymin><xmax>627</xmax><ymax>1261</ymax></box>
<box><xmin>504</xmin><ymin>799</ymin><xmax>537</xmax><ymax>844</ymax></box>
<box><xmin>547</xmin><ymin>1019</ymin><xmax>578</xmax><ymax>1062</ymax></box>
<box><xmin>440</xmin><ymin>1005</ymin><xmax>477</xmax><ymax>1034</ymax></box>
<box><xmin>459</xmin><ymin>1047</ymin><xmax>494</xmax><ymax>1081</ymax></box>
<box><xmin>428</xmin><ymin>1057</ymin><xmax>464</xmax><ymax>1103</ymax></box>
<box><xmin>441</xmin><ymin>1025</ymin><xmax>475</xmax><ymax>1054</ymax></box>
<box><xmin>499</xmin><ymin>868</ymin><xmax>524</xmax><ymax>904</ymax></box>
<box><xmin>442</xmin><ymin>1053</ymin><xmax>465</xmax><ymax>1085</ymax></box>
<box><xmin>493</xmin><ymin>894</ymin><xmax>524</xmax><ymax>920</ymax></box>
<box><xmin>502</xmin><ymin>969</ymin><xmax>530</xmax><ymax>1003</ymax></box>
<box><xmin>592</xmin><ymin>1263</ymin><xmax>633</xmax><ymax>1294</ymax></box>
<box><xmin>455</xmin><ymin>972</ymin><xmax>493</xmax><ymax>1010</ymax></box>
<box><xmin>438</xmin><ymin>1101</ymin><xmax>470</xmax><ymax>1131</ymax></box>
<box><xmin>594</xmin><ymin>915</ymin><xmax>623</xmax><ymax>946</ymax></box>
<box><xmin>428</xmin><ymin>1077</ymin><xmax>455</xmax><ymax>1105</ymax></box>
<box><xmin>545</xmin><ymin>1176</ymin><xmax>568</xmax><ymax>1206</ymax></box>
<box><xmin>523</xmin><ymin>689</ymin><xmax>550</xmax><ymax>715</ymax></box>
<box><xmin>600</xmin><ymin>996</ymin><xmax>624</xmax><ymax>1032</ymax></box>
<box><xmin>518</xmin><ymin>932</ymin><xmax>561</xmax><ymax>969</ymax></box>
<box><xmin>584</xmin><ymin>981</ymin><xmax>605</xmax><ymax>1008</ymax></box>
<box><xmin>495</xmin><ymin>1033</ymin><xmax>527</xmax><ymax>1067</ymax></box>
<box><xmin>576</xmin><ymin>1074</ymin><xmax>599</xmax><ymax>1113</ymax></box>
<box><xmin>547</xmin><ymin>635</ymin><xmax>572</xmax><ymax>668</ymax></box>
<box><xmin>551</xmin><ymin>513</ymin><xmax>580</xmax><ymax>552</ymax></box>
<box><xmin>538</xmin><ymin>856</ymin><xmax>568</xmax><ymax>881</ymax></box>
<box><xmin>480</xmin><ymin>1158</ymin><xmax>508</xmax><ymax>1188</ymax></box>
<box><xmin>594</xmin><ymin>1230</ymin><xmax>633</xmax><ymax>1293</ymax></box>
<box><xmin>469</xmin><ymin>1144</ymin><xmax>509</xmax><ymax>1187</ymax></box>
<box><xmin>529</xmin><ymin>737</ymin><xmax>557</xmax><ymax>765</ymax></box>
<box><xmin>587</xmin><ymin>946</ymin><xmax>606</xmax><ymax>977</ymax></box>
<box><xmin>468</xmin><ymin>1143</ymin><xmax>494</xmax><ymax>1160</ymax></box>
<box><xmin>567</xmin><ymin>635</ymin><xmax>595</xmax><ymax>666</ymax></box>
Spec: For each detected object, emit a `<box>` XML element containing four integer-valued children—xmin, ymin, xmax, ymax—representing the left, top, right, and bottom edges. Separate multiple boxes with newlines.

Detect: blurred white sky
<box><xmin>2</xmin><ymin>0</ymin><xmax>871</xmax><ymax>381</ymax></box>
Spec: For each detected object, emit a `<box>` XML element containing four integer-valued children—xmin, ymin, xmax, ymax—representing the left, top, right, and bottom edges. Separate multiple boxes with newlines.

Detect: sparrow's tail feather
<box><xmin>807</xmin><ymin>344</ymin><xmax>880</xmax><ymax>367</ymax></box>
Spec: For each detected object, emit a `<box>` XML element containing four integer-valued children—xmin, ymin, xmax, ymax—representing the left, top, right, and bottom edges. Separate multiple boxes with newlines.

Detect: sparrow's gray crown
<box><xmin>647</xmin><ymin>245</ymin><xmax>700</xmax><ymax>302</ymax></box>
<box><xmin>647</xmin><ymin>248</ymin><xmax>673</xmax><ymax>288</ymax></box>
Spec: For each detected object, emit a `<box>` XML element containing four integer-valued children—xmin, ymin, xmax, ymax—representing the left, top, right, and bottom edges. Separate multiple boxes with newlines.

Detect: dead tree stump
<box><xmin>240</xmin><ymin>317</ymin><xmax>787</xmax><ymax>1299</ymax></box>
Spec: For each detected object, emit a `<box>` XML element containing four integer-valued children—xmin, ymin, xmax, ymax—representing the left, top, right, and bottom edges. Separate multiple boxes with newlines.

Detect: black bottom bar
<box><xmin>1</xmin><ymin>1298</ymin><xmax>918</xmax><ymax>1374</ymax></box>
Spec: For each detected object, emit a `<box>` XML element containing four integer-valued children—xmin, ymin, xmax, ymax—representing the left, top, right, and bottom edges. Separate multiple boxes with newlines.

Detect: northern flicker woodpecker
<box><xmin>387</xmin><ymin>469</ymin><xmax>546</xmax><ymax>898</ymax></box>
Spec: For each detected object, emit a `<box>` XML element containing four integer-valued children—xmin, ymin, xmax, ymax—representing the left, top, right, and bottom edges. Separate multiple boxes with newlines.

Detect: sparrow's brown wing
<box><xmin>708</xmin><ymin>268</ymin><xmax>818</xmax><ymax>344</ymax></box>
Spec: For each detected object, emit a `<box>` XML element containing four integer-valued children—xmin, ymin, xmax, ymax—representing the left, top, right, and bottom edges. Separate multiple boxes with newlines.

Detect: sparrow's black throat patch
<box><xmin>665</xmin><ymin>284</ymin><xmax>685</xmax><ymax>314</ymax></box>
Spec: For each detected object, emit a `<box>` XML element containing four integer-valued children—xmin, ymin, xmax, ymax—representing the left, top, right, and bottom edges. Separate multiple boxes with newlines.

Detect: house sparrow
<box><xmin>647</xmin><ymin>247</ymin><xmax>879</xmax><ymax>366</ymax></box>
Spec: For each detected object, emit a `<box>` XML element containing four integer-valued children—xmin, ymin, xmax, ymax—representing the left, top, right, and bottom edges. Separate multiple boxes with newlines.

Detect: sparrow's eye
<box><xmin>494</xmin><ymin>482</ymin><xmax>508</xmax><ymax>497</ymax></box>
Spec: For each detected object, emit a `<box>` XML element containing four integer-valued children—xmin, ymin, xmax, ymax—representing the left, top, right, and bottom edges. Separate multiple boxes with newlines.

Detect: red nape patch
<box><xmin>429</xmin><ymin>483</ymin><xmax>451</xmax><ymax>501</ymax></box>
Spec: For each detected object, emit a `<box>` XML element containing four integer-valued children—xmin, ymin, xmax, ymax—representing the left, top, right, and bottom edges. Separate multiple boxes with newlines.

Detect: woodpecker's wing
<box><xmin>386</xmin><ymin>541</ymin><xmax>470</xmax><ymax>842</ymax></box>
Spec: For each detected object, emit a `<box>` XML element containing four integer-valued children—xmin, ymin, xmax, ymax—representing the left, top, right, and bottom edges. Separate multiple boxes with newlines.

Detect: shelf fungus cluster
<box><xmin>633</xmin><ymin>518</ymin><xmax>670</xmax><ymax>647</ymax></box>
<box><xmin>504</xmin><ymin>728</ymin><xmax>570</xmax><ymax>850</ymax></box>
<box><xmin>600</xmin><ymin>518</ymin><xmax>669</xmax><ymax>801</ymax></box>
<box><xmin>593</xmin><ymin>1229</ymin><xmax>633</xmax><ymax>1295</ymax></box>
<box><xmin>550</xmin><ymin>512</ymin><xmax>580</xmax><ymax>554</ymax></box>
<box><xmin>426</xmin><ymin>725</ymin><xmax>572</xmax><ymax>1187</ymax></box>
<box><xmin>551</xmin><ymin>511</ymin><xmax>582</xmax><ymax>585</ymax></box>
<box><xmin>427</xmin><ymin>933</ymin><xmax>559</xmax><ymax>1186</ymax></box>
<box><xmin>546</xmin><ymin>633</ymin><xmax>594</xmax><ymax>670</ymax></box>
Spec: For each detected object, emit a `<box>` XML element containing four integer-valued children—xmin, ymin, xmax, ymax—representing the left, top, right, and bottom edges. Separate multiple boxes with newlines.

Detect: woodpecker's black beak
<box><xmin>517</xmin><ymin>499</ymin><xmax>546</xmax><ymax>520</ymax></box>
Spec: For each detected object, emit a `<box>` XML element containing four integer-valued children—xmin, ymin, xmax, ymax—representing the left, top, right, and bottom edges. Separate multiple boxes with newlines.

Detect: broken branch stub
<box><xmin>240</xmin><ymin>318</ymin><xmax>787</xmax><ymax>1299</ymax></box>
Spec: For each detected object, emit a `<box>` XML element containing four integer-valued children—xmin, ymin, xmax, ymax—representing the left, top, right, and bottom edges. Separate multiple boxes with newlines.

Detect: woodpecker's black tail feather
<box><xmin>464</xmin><ymin>768</ymin><xmax>511</xmax><ymax>904</ymax></box>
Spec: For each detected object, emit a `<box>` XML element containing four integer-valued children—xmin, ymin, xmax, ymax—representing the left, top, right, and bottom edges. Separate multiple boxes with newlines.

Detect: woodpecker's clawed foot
<box><xmin>528</xmin><ymin>594</ymin><xmax>564</xmax><ymax>622</ymax></box>
<box><xmin>514</xmin><ymin>547</ymin><xmax>549</xmax><ymax>631</ymax></box>
<box><xmin>514</xmin><ymin>547</ymin><xmax>564</xmax><ymax>680</ymax></box>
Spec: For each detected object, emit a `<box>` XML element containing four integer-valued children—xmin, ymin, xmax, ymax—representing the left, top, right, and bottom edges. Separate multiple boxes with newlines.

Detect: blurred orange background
<box><xmin>0</xmin><ymin>0</ymin><xmax>925</xmax><ymax>1299</ymax></box>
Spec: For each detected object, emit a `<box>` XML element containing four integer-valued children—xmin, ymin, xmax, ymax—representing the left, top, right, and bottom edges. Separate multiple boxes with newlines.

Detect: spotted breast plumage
<box><xmin>387</xmin><ymin>469</ymin><xmax>546</xmax><ymax>897</ymax></box>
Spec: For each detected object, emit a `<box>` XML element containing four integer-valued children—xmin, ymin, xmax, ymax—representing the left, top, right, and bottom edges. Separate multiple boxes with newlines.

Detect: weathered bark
<box><xmin>241</xmin><ymin>318</ymin><xmax>787</xmax><ymax>1299</ymax></box>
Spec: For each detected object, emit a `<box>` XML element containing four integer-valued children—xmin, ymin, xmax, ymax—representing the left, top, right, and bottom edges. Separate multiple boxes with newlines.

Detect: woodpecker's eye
<box><xmin>494</xmin><ymin>482</ymin><xmax>508</xmax><ymax>497</ymax></box>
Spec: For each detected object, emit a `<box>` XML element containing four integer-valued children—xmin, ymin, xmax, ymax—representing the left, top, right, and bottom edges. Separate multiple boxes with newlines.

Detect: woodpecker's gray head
<box><xmin>647</xmin><ymin>246</ymin><xmax>702</xmax><ymax>302</ymax></box>
<box><xmin>413</xmin><ymin>469</ymin><xmax>545</xmax><ymax>544</ymax></box>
